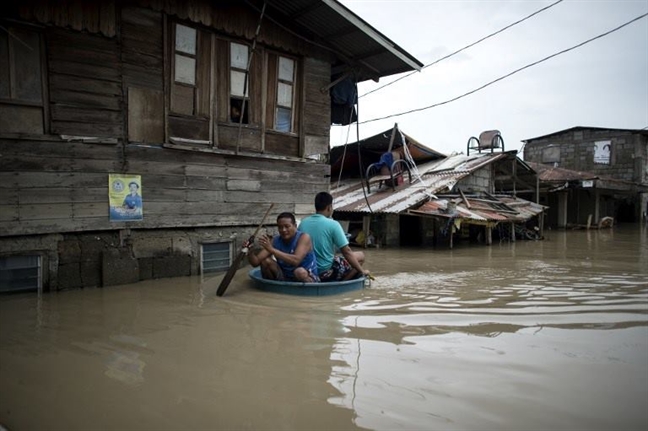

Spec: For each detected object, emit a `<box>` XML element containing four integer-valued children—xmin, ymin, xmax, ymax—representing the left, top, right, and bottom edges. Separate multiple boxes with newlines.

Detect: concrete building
<box><xmin>522</xmin><ymin>127</ymin><xmax>648</xmax><ymax>227</ymax></box>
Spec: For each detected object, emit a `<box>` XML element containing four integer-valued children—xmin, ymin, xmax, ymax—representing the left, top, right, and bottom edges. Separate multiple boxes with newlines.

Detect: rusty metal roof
<box><xmin>526</xmin><ymin>162</ymin><xmax>644</xmax><ymax>192</ymax></box>
<box><xmin>331</xmin><ymin>151</ymin><xmax>533</xmax><ymax>214</ymax></box>
<box><xmin>410</xmin><ymin>196</ymin><xmax>546</xmax><ymax>224</ymax></box>
<box><xmin>526</xmin><ymin>162</ymin><xmax>598</xmax><ymax>182</ymax></box>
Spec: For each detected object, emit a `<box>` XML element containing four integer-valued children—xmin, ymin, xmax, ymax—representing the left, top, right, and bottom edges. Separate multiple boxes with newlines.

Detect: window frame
<box><xmin>0</xmin><ymin>22</ymin><xmax>49</xmax><ymax>135</ymax></box>
<box><xmin>229</xmin><ymin>41</ymin><xmax>251</xmax><ymax>125</ymax></box>
<box><xmin>170</xmin><ymin>22</ymin><xmax>199</xmax><ymax>117</ymax></box>
<box><xmin>0</xmin><ymin>254</ymin><xmax>43</xmax><ymax>293</ymax></box>
<box><xmin>272</xmin><ymin>54</ymin><xmax>298</xmax><ymax>134</ymax></box>
<box><xmin>200</xmin><ymin>241</ymin><xmax>233</xmax><ymax>275</ymax></box>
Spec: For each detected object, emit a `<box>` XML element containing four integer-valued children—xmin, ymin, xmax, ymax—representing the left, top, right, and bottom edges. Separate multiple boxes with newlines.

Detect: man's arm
<box><xmin>340</xmin><ymin>245</ymin><xmax>369</xmax><ymax>276</ymax></box>
<box><xmin>263</xmin><ymin>233</ymin><xmax>312</xmax><ymax>267</ymax></box>
<box><xmin>247</xmin><ymin>240</ymin><xmax>271</xmax><ymax>267</ymax></box>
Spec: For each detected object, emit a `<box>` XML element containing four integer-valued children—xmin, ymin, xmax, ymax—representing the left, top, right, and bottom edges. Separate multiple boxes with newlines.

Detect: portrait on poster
<box><xmin>109</xmin><ymin>174</ymin><xmax>143</xmax><ymax>221</ymax></box>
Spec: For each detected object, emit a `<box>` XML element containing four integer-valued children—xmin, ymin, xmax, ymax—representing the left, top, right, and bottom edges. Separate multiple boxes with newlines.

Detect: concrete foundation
<box><xmin>0</xmin><ymin>226</ymin><xmax>256</xmax><ymax>291</ymax></box>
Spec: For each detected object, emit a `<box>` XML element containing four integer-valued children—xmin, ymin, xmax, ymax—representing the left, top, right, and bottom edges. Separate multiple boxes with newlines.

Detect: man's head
<box><xmin>276</xmin><ymin>212</ymin><xmax>297</xmax><ymax>241</ymax></box>
<box><xmin>314</xmin><ymin>192</ymin><xmax>333</xmax><ymax>217</ymax></box>
<box><xmin>128</xmin><ymin>182</ymin><xmax>139</xmax><ymax>193</ymax></box>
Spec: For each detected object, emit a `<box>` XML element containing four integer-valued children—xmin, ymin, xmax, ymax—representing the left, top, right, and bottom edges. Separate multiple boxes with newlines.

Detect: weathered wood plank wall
<box><xmin>1</xmin><ymin>1</ymin><xmax>331</xmax><ymax>241</ymax></box>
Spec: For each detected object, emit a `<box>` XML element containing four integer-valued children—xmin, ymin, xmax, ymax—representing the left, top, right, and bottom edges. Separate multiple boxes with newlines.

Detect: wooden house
<box><xmin>0</xmin><ymin>0</ymin><xmax>422</xmax><ymax>292</ymax></box>
<box><xmin>329</xmin><ymin>127</ymin><xmax>545</xmax><ymax>249</ymax></box>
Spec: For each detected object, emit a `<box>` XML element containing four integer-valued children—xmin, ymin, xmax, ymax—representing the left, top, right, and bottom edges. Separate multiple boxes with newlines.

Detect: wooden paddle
<box><xmin>216</xmin><ymin>203</ymin><xmax>275</xmax><ymax>297</ymax></box>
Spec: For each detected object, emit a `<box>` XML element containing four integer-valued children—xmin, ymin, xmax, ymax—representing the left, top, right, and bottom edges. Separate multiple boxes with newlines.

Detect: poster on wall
<box><xmin>594</xmin><ymin>141</ymin><xmax>611</xmax><ymax>164</ymax></box>
<box><xmin>109</xmin><ymin>174</ymin><xmax>143</xmax><ymax>221</ymax></box>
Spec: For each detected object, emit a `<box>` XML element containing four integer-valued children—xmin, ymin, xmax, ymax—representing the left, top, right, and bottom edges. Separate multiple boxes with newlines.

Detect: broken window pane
<box><xmin>230</xmin><ymin>98</ymin><xmax>248</xmax><ymax>124</ymax></box>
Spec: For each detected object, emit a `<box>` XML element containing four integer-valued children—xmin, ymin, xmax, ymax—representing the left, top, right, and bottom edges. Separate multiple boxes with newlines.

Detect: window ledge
<box><xmin>163</xmin><ymin>142</ymin><xmax>318</xmax><ymax>163</ymax></box>
<box><xmin>265</xmin><ymin>129</ymin><xmax>298</xmax><ymax>138</ymax></box>
<box><xmin>0</xmin><ymin>133</ymin><xmax>119</xmax><ymax>144</ymax></box>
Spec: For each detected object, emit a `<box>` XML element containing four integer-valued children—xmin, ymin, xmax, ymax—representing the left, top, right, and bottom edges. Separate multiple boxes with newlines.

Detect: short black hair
<box><xmin>128</xmin><ymin>182</ymin><xmax>139</xmax><ymax>189</ymax></box>
<box><xmin>314</xmin><ymin>192</ymin><xmax>332</xmax><ymax>211</ymax></box>
<box><xmin>276</xmin><ymin>212</ymin><xmax>296</xmax><ymax>225</ymax></box>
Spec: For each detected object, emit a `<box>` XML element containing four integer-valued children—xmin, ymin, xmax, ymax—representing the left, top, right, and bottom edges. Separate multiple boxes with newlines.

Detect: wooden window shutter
<box><xmin>265</xmin><ymin>53</ymin><xmax>277</xmax><ymax>129</ymax></box>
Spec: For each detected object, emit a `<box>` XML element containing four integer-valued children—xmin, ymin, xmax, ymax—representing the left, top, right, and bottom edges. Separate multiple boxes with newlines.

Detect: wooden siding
<box><xmin>121</xmin><ymin>6</ymin><xmax>164</xmax><ymax>91</ymax></box>
<box><xmin>0</xmin><ymin>137</ymin><xmax>330</xmax><ymax>236</ymax></box>
<box><xmin>47</xmin><ymin>28</ymin><xmax>123</xmax><ymax>138</ymax></box>
<box><xmin>14</xmin><ymin>1</ymin><xmax>117</xmax><ymax>37</ymax></box>
<box><xmin>302</xmin><ymin>57</ymin><xmax>330</xmax><ymax>156</ymax></box>
<box><xmin>1</xmin><ymin>2</ymin><xmax>333</xmax><ymax>240</ymax></box>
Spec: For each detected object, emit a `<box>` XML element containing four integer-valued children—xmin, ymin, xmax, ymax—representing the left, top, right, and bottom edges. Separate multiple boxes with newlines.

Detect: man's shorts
<box><xmin>319</xmin><ymin>255</ymin><xmax>352</xmax><ymax>282</ymax></box>
<box><xmin>277</xmin><ymin>268</ymin><xmax>320</xmax><ymax>283</ymax></box>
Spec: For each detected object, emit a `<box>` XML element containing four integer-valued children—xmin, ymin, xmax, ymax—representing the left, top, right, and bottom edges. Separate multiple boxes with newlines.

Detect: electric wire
<box><xmin>358</xmin><ymin>12</ymin><xmax>648</xmax><ymax>125</ymax></box>
<box><xmin>360</xmin><ymin>0</ymin><xmax>565</xmax><ymax>99</ymax></box>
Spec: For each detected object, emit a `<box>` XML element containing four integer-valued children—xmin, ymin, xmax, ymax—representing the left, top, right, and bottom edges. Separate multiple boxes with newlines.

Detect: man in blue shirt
<box><xmin>247</xmin><ymin>212</ymin><xmax>319</xmax><ymax>282</ymax></box>
<box><xmin>299</xmin><ymin>192</ymin><xmax>369</xmax><ymax>282</ymax></box>
<box><xmin>122</xmin><ymin>181</ymin><xmax>142</xmax><ymax>210</ymax></box>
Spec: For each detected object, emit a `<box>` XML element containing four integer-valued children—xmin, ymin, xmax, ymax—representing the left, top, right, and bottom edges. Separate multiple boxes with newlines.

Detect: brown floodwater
<box><xmin>1</xmin><ymin>225</ymin><xmax>647</xmax><ymax>431</ymax></box>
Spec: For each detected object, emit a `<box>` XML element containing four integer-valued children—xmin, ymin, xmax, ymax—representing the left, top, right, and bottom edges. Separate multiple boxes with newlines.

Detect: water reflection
<box><xmin>328</xmin><ymin>226</ymin><xmax>648</xmax><ymax>430</ymax></box>
<box><xmin>0</xmin><ymin>226</ymin><xmax>646</xmax><ymax>430</ymax></box>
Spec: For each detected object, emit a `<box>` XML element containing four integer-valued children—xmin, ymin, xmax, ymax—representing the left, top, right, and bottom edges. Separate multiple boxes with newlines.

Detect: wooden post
<box><xmin>449</xmin><ymin>222</ymin><xmax>454</xmax><ymax>249</ymax></box>
<box><xmin>362</xmin><ymin>215</ymin><xmax>370</xmax><ymax>249</ymax></box>
<box><xmin>387</xmin><ymin>123</ymin><xmax>398</xmax><ymax>153</ymax></box>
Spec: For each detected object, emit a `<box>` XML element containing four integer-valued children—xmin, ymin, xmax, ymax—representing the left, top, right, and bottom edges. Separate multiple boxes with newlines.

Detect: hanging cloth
<box><xmin>330</xmin><ymin>77</ymin><xmax>357</xmax><ymax>125</ymax></box>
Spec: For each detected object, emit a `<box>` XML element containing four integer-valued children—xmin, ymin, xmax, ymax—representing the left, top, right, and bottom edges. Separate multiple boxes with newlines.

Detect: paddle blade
<box><xmin>216</xmin><ymin>251</ymin><xmax>246</xmax><ymax>297</ymax></box>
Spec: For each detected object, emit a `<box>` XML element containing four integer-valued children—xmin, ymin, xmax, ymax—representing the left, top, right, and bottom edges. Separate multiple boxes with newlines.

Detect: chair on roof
<box><xmin>466</xmin><ymin>130</ymin><xmax>505</xmax><ymax>155</ymax></box>
<box><xmin>365</xmin><ymin>149</ymin><xmax>412</xmax><ymax>193</ymax></box>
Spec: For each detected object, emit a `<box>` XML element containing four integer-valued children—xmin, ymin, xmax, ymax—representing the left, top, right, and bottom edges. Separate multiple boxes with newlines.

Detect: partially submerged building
<box><xmin>0</xmin><ymin>0</ymin><xmax>423</xmax><ymax>292</ymax></box>
<box><xmin>526</xmin><ymin>162</ymin><xmax>646</xmax><ymax>229</ymax></box>
<box><xmin>522</xmin><ymin>126</ymin><xmax>648</xmax><ymax>226</ymax></box>
<box><xmin>330</xmin><ymin>128</ymin><xmax>546</xmax><ymax>248</ymax></box>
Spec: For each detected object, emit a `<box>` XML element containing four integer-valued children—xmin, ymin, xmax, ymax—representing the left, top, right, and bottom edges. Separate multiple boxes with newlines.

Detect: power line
<box><xmin>360</xmin><ymin>0</ymin><xmax>565</xmax><ymax>99</ymax></box>
<box><xmin>359</xmin><ymin>12</ymin><xmax>648</xmax><ymax>125</ymax></box>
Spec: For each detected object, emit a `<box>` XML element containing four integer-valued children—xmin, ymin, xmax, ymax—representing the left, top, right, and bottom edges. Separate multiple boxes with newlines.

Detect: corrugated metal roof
<box><xmin>411</xmin><ymin>196</ymin><xmax>546</xmax><ymax>224</ymax></box>
<box><xmin>526</xmin><ymin>162</ymin><xmax>644</xmax><ymax>192</ymax></box>
<box><xmin>331</xmin><ymin>152</ymin><xmax>519</xmax><ymax>214</ymax></box>
<box><xmin>526</xmin><ymin>162</ymin><xmax>598</xmax><ymax>182</ymax></box>
<box><xmin>332</xmin><ymin>149</ymin><xmax>546</xmax><ymax>224</ymax></box>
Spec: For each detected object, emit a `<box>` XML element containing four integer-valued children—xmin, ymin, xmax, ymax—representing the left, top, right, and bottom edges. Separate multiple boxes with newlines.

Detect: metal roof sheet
<box><xmin>332</xmin><ymin>149</ymin><xmax>546</xmax><ymax>225</ymax></box>
<box><xmin>331</xmin><ymin>152</ymin><xmax>523</xmax><ymax>214</ymax></box>
<box><xmin>411</xmin><ymin>196</ymin><xmax>546</xmax><ymax>223</ymax></box>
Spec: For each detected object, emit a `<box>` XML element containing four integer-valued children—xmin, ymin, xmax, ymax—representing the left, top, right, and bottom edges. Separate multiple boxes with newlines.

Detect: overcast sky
<box><xmin>331</xmin><ymin>0</ymin><xmax>648</xmax><ymax>158</ymax></box>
